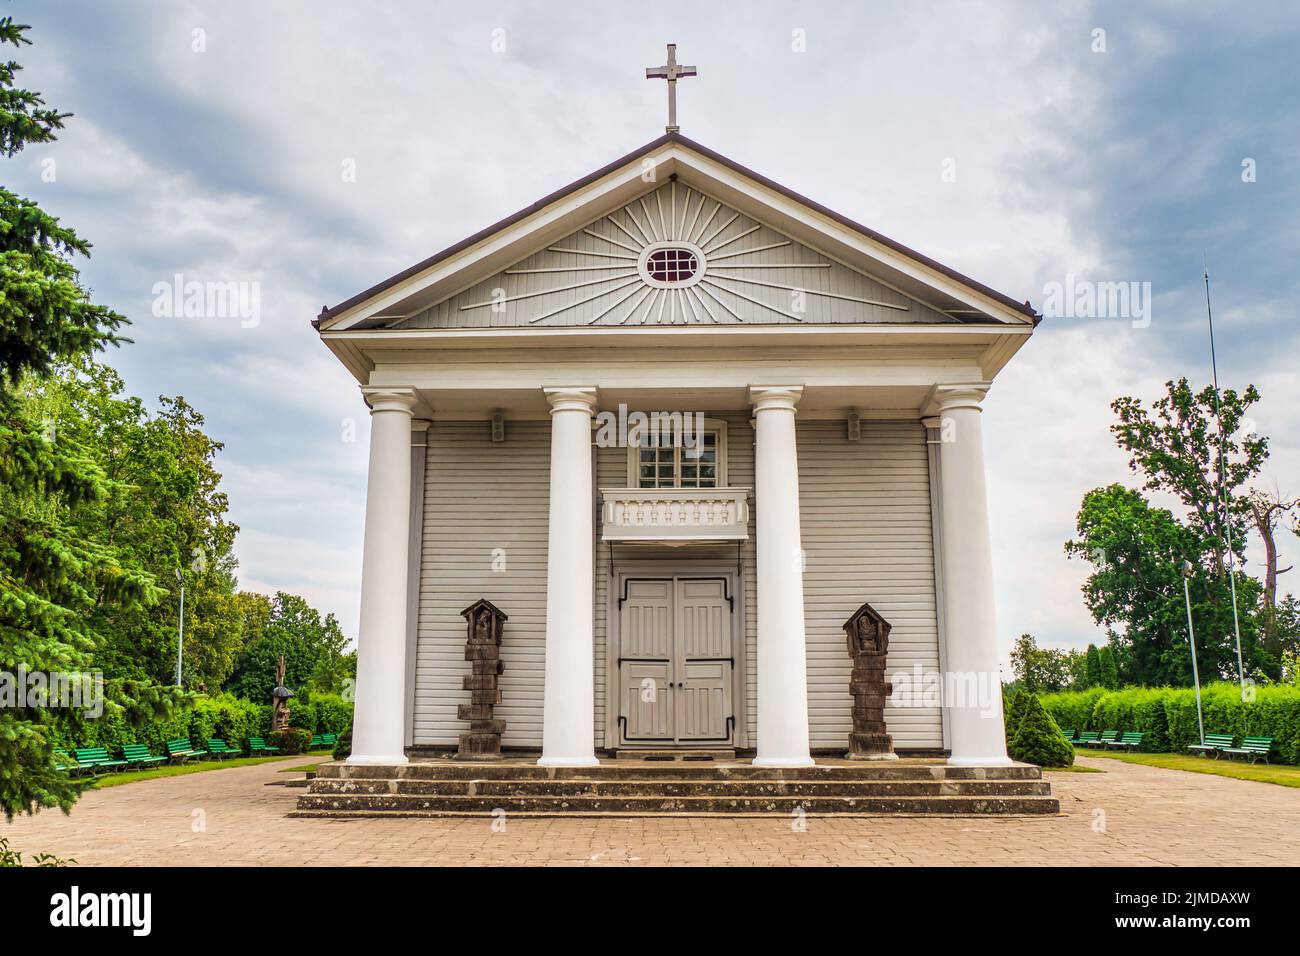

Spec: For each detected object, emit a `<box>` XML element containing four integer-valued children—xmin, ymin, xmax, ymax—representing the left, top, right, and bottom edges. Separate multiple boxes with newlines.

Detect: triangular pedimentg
<box><xmin>318</xmin><ymin>135</ymin><xmax>1036</xmax><ymax>332</ymax></box>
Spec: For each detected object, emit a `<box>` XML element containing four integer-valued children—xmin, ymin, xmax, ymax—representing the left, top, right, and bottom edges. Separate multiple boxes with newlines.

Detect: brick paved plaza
<box><xmin>4</xmin><ymin>756</ymin><xmax>1297</xmax><ymax>866</ymax></box>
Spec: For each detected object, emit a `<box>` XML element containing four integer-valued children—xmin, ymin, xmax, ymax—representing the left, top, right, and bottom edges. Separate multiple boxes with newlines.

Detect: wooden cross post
<box><xmin>646</xmin><ymin>43</ymin><xmax>697</xmax><ymax>133</ymax></box>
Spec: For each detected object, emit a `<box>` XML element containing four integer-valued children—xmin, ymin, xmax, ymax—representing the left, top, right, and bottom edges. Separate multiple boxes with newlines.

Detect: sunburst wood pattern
<box><xmin>394</xmin><ymin>182</ymin><xmax>961</xmax><ymax>329</ymax></box>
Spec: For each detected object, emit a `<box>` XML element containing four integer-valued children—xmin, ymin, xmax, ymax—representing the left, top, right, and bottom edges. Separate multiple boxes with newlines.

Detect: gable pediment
<box><xmin>318</xmin><ymin>134</ymin><xmax>1036</xmax><ymax>332</ymax></box>
<box><xmin>393</xmin><ymin>180</ymin><xmax>957</xmax><ymax>329</ymax></box>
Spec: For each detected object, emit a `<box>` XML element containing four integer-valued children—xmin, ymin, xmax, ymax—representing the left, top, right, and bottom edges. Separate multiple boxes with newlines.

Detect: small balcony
<box><xmin>600</xmin><ymin>487</ymin><xmax>751</xmax><ymax>543</ymax></box>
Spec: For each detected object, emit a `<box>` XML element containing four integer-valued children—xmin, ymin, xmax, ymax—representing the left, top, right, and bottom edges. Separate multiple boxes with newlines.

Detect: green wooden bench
<box><xmin>165</xmin><ymin>738</ymin><xmax>207</xmax><ymax>762</ymax></box>
<box><xmin>73</xmin><ymin>747</ymin><xmax>128</xmax><ymax>773</ymax></box>
<box><xmin>1221</xmin><ymin>736</ymin><xmax>1275</xmax><ymax>764</ymax></box>
<box><xmin>247</xmin><ymin>737</ymin><xmax>279</xmax><ymax>754</ymax></box>
<box><xmin>1187</xmin><ymin>732</ymin><xmax>1235</xmax><ymax>757</ymax></box>
<box><xmin>1059</xmin><ymin>728</ymin><xmax>1076</xmax><ymax>742</ymax></box>
<box><xmin>1090</xmin><ymin>730</ymin><xmax>1120</xmax><ymax>748</ymax></box>
<box><xmin>121</xmin><ymin>743</ymin><xmax>167</xmax><ymax>768</ymax></box>
<box><xmin>309</xmin><ymin>733</ymin><xmax>338</xmax><ymax>750</ymax></box>
<box><xmin>1107</xmin><ymin>731</ymin><xmax>1145</xmax><ymax>751</ymax></box>
<box><xmin>53</xmin><ymin>748</ymin><xmax>75</xmax><ymax>773</ymax></box>
<box><xmin>205</xmin><ymin>738</ymin><xmax>242</xmax><ymax>759</ymax></box>
<box><xmin>1074</xmin><ymin>731</ymin><xmax>1099</xmax><ymax>747</ymax></box>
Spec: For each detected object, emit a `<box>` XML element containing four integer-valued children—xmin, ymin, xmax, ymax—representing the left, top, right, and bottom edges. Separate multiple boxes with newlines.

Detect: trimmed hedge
<box><xmin>52</xmin><ymin>693</ymin><xmax>270</xmax><ymax>755</ymax></box>
<box><xmin>1039</xmin><ymin>683</ymin><xmax>1300</xmax><ymax>764</ymax></box>
<box><xmin>52</xmin><ymin>690</ymin><xmax>354</xmax><ymax>756</ymax></box>
<box><xmin>289</xmin><ymin>692</ymin><xmax>352</xmax><ymax>738</ymax></box>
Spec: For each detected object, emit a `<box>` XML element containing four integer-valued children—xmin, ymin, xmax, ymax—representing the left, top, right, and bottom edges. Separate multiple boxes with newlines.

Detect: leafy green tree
<box><xmin>1097</xmin><ymin>645</ymin><xmax>1119</xmax><ymax>689</ymax></box>
<box><xmin>0</xmin><ymin>20</ymin><xmax>180</xmax><ymax>819</ymax></box>
<box><xmin>24</xmin><ymin>361</ymin><xmax>242</xmax><ymax>687</ymax></box>
<box><xmin>1110</xmin><ymin>378</ymin><xmax>1266</xmax><ymax>577</ymax></box>
<box><xmin>1084</xmin><ymin>644</ymin><xmax>1102</xmax><ymax>688</ymax></box>
<box><xmin>1009</xmin><ymin>633</ymin><xmax>1076</xmax><ymax>692</ymax></box>
<box><xmin>1065</xmin><ymin>648</ymin><xmax>1089</xmax><ymax>688</ymax></box>
<box><xmin>1066</xmin><ymin>484</ymin><xmax>1261</xmax><ymax>685</ymax></box>
<box><xmin>227</xmin><ymin>592</ymin><xmax>351</xmax><ymax>701</ymax></box>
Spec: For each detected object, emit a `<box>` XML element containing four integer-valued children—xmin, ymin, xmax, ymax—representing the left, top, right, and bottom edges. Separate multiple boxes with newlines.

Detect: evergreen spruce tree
<box><xmin>0</xmin><ymin>19</ymin><xmax>177</xmax><ymax>819</ymax></box>
<box><xmin>1004</xmin><ymin>688</ymin><xmax>1030</xmax><ymax>744</ymax></box>
<box><xmin>1008</xmin><ymin>694</ymin><xmax>1075</xmax><ymax>767</ymax></box>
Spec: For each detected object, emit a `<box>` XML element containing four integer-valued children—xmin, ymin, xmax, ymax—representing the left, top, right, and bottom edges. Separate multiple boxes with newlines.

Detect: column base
<box><xmin>346</xmin><ymin>753</ymin><xmax>410</xmax><ymax>766</ymax></box>
<box><xmin>946</xmin><ymin>755</ymin><xmax>1015</xmax><ymax>767</ymax></box>
<box><xmin>752</xmin><ymin>756</ymin><xmax>816</xmax><ymax>768</ymax></box>
<box><xmin>537</xmin><ymin>756</ymin><xmax>601</xmax><ymax>768</ymax></box>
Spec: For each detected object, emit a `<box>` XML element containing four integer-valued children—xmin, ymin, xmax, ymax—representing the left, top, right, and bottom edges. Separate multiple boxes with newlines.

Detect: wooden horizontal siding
<box><xmin>411</xmin><ymin>421</ymin><xmax>550</xmax><ymax>747</ymax></box>
<box><xmin>797</xmin><ymin>420</ymin><xmax>944</xmax><ymax>750</ymax></box>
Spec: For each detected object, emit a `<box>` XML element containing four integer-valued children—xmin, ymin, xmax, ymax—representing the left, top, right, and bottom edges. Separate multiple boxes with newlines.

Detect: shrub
<box><xmin>332</xmin><ymin>725</ymin><xmax>352</xmax><ymax>762</ymax></box>
<box><xmin>1009</xmin><ymin>695</ymin><xmax>1074</xmax><ymax>767</ymax></box>
<box><xmin>312</xmin><ymin>693</ymin><xmax>353</xmax><ymax>735</ymax></box>
<box><xmin>288</xmin><ymin>699</ymin><xmax>317</xmax><ymax>736</ymax></box>
<box><xmin>1004</xmin><ymin>689</ymin><xmax>1030</xmax><ymax>743</ymax></box>
<box><xmin>1039</xmin><ymin>686</ymin><xmax>1106</xmax><ymax>734</ymax></box>
<box><xmin>270</xmin><ymin>728</ymin><xmax>312</xmax><ymax>755</ymax></box>
<box><xmin>1037</xmin><ymin>683</ymin><xmax>1300</xmax><ymax>763</ymax></box>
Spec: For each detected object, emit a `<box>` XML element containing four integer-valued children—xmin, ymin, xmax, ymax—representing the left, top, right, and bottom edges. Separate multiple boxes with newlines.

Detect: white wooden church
<box><xmin>315</xmin><ymin>47</ymin><xmax>1037</xmax><ymax>774</ymax></box>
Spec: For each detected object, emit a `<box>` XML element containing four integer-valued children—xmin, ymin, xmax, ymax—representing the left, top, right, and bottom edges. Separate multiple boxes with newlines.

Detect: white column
<box><xmin>348</xmin><ymin>387</ymin><xmax>417</xmax><ymax>765</ymax></box>
<box><xmin>750</xmin><ymin>386</ymin><xmax>814</xmax><ymax>768</ymax></box>
<box><xmin>933</xmin><ymin>386</ymin><xmax>1012</xmax><ymax>767</ymax></box>
<box><xmin>538</xmin><ymin>387</ymin><xmax>599</xmax><ymax>767</ymax></box>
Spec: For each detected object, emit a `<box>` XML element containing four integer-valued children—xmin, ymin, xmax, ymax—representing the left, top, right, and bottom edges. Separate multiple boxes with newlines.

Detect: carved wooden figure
<box><xmin>843</xmin><ymin>602</ymin><xmax>897</xmax><ymax>760</ymax></box>
<box><xmin>271</xmin><ymin>654</ymin><xmax>294</xmax><ymax>732</ymax></box>
<box><xmin>455</xmin><ymin>599</ymin><xmax>508</xmax><ymax>760</ymax></box>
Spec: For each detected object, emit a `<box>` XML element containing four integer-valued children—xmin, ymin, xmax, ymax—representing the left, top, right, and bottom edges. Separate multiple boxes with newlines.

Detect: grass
<box><xmin>1075</xmin><ymin>748</ymin><xmax>1300</xmax><ymax>788</ymax></box>
<box><xmin>84</xmin><ymin>754</ymin><xmax>321</xmax><ymax>790</ymax></box>
<box><xmin>278</xmin><ymin>761</ymin><xmax>326</xmax><ymax>774</ymax></box>
<box><xmin>1044</xmin><ymin>763</ymin><xmax>1105</xmax><ymax>773</ymax></box>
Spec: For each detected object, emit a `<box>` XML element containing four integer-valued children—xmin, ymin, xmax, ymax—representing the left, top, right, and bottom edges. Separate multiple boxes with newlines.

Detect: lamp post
<box><xmin>174</xmin><ymin>568</ymin><xmax>185</xmax><ymax>687</ymax></box>
<box><xmin>1181</xmin><ymin>560</ymin><xmax>1206</xmax><ymax>745</ymax></box>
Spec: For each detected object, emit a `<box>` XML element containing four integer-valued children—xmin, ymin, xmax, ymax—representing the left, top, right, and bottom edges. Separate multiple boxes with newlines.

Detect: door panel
<box><xmin>677</xmin><ymin>661</ymin><xmax>729</xmax><ymax>740</ymax></box>
<box><xmin>621</xmin><ymin>580</ymin><xmax>673</xmax><ymax>660</ymax></box>
<box><xmin>621</xmin><ymin>662</ymin><xmax>672</xmax><ymax>741</ymax></box>
<box><xmin>678</xmin><ymin>579</ymin><xmax>730</xmax><ymax>659</ymax></box>
<box><xmin>618</xmin><ymin>577</ymin><xmax>733</xmax><ymax>746</ymax></box>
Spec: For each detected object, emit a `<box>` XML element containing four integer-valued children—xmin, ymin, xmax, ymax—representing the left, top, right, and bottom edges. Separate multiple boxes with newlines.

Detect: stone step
<box><xmin>292</xmin><ymin>792</ymin><xmax>1060</xmax><ymax>816</ymax></box>
<box><xmin>304</xmin><ymin>777</ymin><xmax>1051</xmax><ymax>798</ymax></box>
<box><xmin>613</xmin><ymin>749</ymin><xmax>736</xmax><ymax>761</ymax></box>
<box><xmin>314</xmin><ymin>762</ymin><xmax>1042</xmax><ymax>783</ymax></box>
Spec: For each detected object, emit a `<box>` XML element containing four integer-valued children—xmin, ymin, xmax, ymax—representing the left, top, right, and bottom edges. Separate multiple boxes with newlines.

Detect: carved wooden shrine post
<box><xmin>844</xmin><ymin>602</ymin><xmax>898</xmax><ymax>760</ymax></box>
<box><xmin>456</xmin><ymin>599</ymin><xmax>508</xmax><ymax>760</ymax></box>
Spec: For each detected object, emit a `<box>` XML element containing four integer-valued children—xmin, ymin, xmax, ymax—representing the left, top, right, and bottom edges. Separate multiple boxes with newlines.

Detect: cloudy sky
<box><xmin>11</xmin><ymin>1</ymin><xmax>1299</xmax><ymax>660</ymax></box>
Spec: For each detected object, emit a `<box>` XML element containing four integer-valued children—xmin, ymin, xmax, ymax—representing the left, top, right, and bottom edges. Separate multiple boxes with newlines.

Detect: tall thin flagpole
<box><xmin>1203</xmin><ymin>262</ymin><xmax>1247</xmax><ymax>697</ymax></box>
<box><xmin>1183</xmin><ymin>565</ymin><xmax>1206</xmax><ymax>745</ymax></box>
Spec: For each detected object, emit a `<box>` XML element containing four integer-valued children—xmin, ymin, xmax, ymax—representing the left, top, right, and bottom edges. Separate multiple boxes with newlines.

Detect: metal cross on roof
<box><xmin>646</xmin><ymin>43</ymin><xmax>697</xmax><ymax>134</ymax></box>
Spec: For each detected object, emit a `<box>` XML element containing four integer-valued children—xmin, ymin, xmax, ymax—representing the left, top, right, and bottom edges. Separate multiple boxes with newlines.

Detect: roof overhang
<box><xmin>316</xmin><ymin>134</ymin><xmax>1039</xmax><ymax>334</ymax></box>
<box><xmin>320</xmin><ymin>321</ymin><xmax>1032</xmax><ymax>389</ymax></box>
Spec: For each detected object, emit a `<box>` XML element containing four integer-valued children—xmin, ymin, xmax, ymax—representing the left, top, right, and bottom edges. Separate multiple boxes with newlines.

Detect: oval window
<box><xmin>646</xmin><ymin>247</ymin><xmax>698</xmax><ymax>284</ymax></box>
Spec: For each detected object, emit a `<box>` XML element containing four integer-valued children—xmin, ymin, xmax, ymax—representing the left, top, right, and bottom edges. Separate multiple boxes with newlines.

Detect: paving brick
<box><xmin>3</xmin><ymin>755</ymin><xmax>1296</xmax><ymax>866</ymax></box>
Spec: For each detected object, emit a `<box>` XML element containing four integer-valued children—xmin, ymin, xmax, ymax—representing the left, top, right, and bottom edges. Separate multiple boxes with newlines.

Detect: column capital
<box><xmin>924</xmin><ymin>384</ymin><xmax>990</xmax><ymax>416</ymax></box>
<box><xmin>361</xmin><ymin>386</ymin><xmax>417</xmax><ymax>415</ymax></box>
<box><xmin>749</xmin><ymin>385</ymin><xmax>804</xmax><ymax>413</ymax></box>
<box><xmin>543</xmin><ymin>386</ymin><xmax>598</xmax><ymax>414</ymax></box>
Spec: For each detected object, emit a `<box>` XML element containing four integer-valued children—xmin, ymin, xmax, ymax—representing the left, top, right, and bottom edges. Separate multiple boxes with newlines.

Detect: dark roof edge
<box><xmin>315</xmin><ymin>132</ymin><xmax>1037</xmax><ymax>329</ymax></box>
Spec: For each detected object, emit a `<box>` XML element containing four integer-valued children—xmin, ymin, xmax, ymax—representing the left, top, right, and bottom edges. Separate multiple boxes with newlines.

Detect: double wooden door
<box><xmin>618</xmin><ymin>577</ymin><xmax>733</xmax><ymax>745</ymax></box>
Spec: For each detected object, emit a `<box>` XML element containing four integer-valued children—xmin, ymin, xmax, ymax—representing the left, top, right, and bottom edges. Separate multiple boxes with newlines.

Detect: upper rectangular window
<box><xmin>635</xmin><ymin>429</ymin><xmax>722</xmax><ymax>488</ymax></box>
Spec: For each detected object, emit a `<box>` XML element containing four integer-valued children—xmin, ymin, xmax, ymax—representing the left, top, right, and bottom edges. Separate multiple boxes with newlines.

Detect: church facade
<box><xmin>316</xmin><ymin>132</ymin><xmax>1037</xmax><ymax>769</ymax></box>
